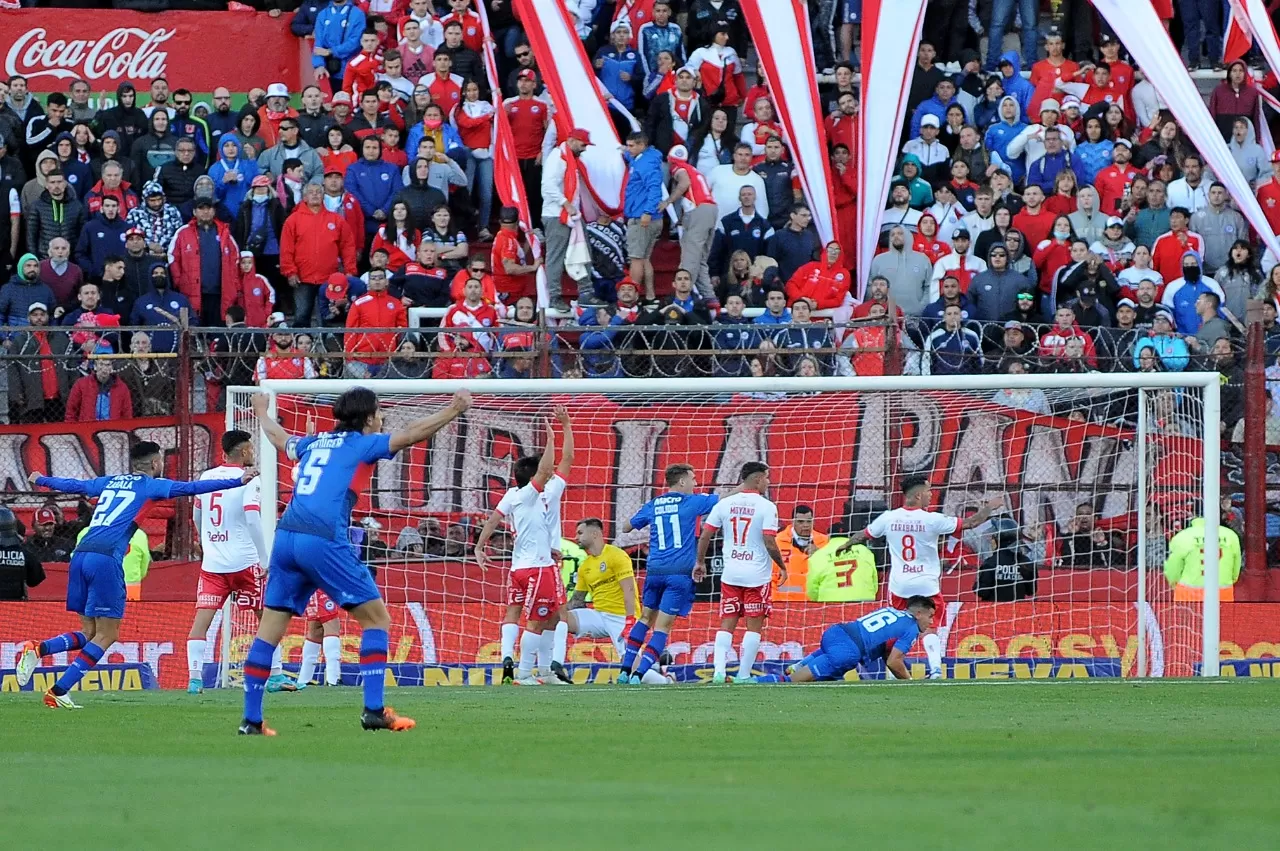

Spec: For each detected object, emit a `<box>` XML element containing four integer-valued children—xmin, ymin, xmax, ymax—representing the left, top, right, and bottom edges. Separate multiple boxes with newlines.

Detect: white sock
<box><xmin>640</xmin><ymin>669</ymin><xmax>671</xmax><ymax>684</ymax></box>
<box><xmin>553</xmin><ymin>621</ymin><xmax>569</xmax><ymax>665</ymax></box>
<box><xmin>186</xmin><ymin>639</ymin><xmax>205</xmax><ymax>677</ymax></box>
<box><xmin>538</xmin><ymin>628</ymin><xmax>556</xmax><ymax>674</ymax></box>
<box><xmin>323</xmin><ymin>636</ymin><xmax>343</xmax><ymax>685</ymax></box>
<box><xmin>517</xmin><ymin>630</ymin><xmax>541</xmax><ymax>677</ymax></box>
<box><xmin>923</xmin><ymin>633</ymin><xmax>943</xmax><ymax>676</ymax></box>
<box><xmin>270</xmin><ymin>644</ymin><xmax>283</xmax><ymax>677</ymax></box>
<box><xmin>500</xmin><ymin>622</ymin><xmax>519</xmax><ymax>660</ymax></box>
<box><xmin>738</xmin><ymin>631</ymin><xmax>761</xmax><ymax>679</ymax></box>
<box><xmin>713</xmin><ymin>630</ymin><xmax>733</xmax><ymax>679</ymax></box>
<box><xmin>298</xmin><ymin>640</ymin><xmax>321</xmax><ymax>685</ymax></box>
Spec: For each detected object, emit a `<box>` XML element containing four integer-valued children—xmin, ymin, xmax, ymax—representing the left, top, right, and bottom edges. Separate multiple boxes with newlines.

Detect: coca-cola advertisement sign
<box><xmin>0</xmin><ymin>11</ymin><xmax>301</xmax><ymax>93</ymax></box>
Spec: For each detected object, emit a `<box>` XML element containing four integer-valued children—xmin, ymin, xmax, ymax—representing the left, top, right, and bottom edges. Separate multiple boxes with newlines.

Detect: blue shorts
<box><xmin>843</xmin><ymin>0</ymin><xmax>861</xmax><ymax>24</ymax></box>
<box><xmin>800</xmin><ymin>625</ymin><xmax>864</xmax><ymax>681</ymax></box>
<box><xmin>66</xmin><ymin>551</ymin><xmax>126</xmax><ymax>619</ymax></box>
<box><xmin>641</xmin><ymin>573</ymin><xmax>696</xmax><ymax>617</ymax></box>
<box><xmin>264</xmin><ymin>529</ymin><xmax>381</xmax><ymax>616</ymax></box>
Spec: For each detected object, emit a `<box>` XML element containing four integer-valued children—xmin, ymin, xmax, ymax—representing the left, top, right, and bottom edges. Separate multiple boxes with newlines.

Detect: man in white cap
<box><xmin>258</xmin><ymin>83</ymin><xmax>300</xmax><ymax>149</ymax></box>
<box><xmin>644</xmin><ymin>65</ymin><xmax>703</xmax><ymax>158</ymax></box>
<box><xmin>902</xmin><ymin>114</ymin><xmax>950</xmax><ymax>186</ymax></box>
<box><xmin>660</xmin><ymin>144</ymin><xmax>720</xmax><ymax>304</ymax></box>
<box><xmin>1007</xmin><ymin>98</ymin><xmax>1076</xmax><ymax>174</ymax></box>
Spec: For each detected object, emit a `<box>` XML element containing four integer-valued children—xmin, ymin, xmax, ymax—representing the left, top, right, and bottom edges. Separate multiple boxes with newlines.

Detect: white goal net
<box><xmin>213</xmin><ymin>374</ymin><xmax>1222</xmax><ymax>686</ymax></box>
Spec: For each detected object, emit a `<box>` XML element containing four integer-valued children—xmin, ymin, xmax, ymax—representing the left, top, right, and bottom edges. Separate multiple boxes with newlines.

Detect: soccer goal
<box><xmin>219</xmin><ymin>373</ymin><xmax>1223</xmax><ymax>685</ymax></box>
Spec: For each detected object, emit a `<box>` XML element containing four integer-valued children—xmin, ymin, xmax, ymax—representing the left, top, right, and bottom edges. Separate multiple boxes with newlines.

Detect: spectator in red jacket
<box><xmin>65</xmin><ymin>355</ymin><xmax>133</xmax><ymax>422</ymax></box>
<box><xmin>786</xmin><ymin>242</ymin><xmax>852</xmax><ymax>310</ymax></box>
<box><xmin>226</xmin><ymin>251</ymin><xmax>275</xmax><ymax>328</ymax></box>
<box><xmin>1037</xmin><ymin>305</ymin><xmax>1098</xmax><ymax>367</ymax></box>
<box><xmin>344</xmin><ymin>267</ymin><xmax>407</xmax><ymax>377</ymax></box>
<box><xmin>435</xmin><ymin>274</ymin><xmax>498</xmax><ymax>379</ymax></box>
<box><xmin>167</xmin><ymin>199</ymin><xmax>240</xmax><ymax>326</ymax></box>
<box><xmin>280</xmin><ymin>183</ymin><xmax>358</xmax><ymax>327</ymax></box>
<box><xmin>84</xmin><ymin>162</ymin><xmax>139</xmax><ymax>217</ymax></box>
<box><xmin>449</xmin><ymin>253</ymin><xmax>502</xmax><ymax>306</ymax></box>
<box><xmin>1150</xmin><ymin>206</ymin><xmax>1204</xmax><ymax>284</ymax></box>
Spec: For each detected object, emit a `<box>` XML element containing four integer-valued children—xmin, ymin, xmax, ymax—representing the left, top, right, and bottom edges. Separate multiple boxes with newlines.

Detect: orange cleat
<box><xmin>44</xmin><ymin>690</ymin><xmax>82</xmax><ymax>710</ymax></box>
<box><xmin>238</xmin><ymin>719</ymin><xmax>277</xmax><ymax>736</ymax></box>
<box><xmin>361</xmin><ymin>706</ymin><xmax>416</xmax><ymax>731</ymax></box>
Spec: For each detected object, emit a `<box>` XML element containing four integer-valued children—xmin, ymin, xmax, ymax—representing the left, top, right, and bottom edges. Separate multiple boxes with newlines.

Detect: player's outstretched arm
<box><xmin>251</xmin><ymin>393</ymin><xmax>293</xmax><ymax>455</ymax></box>
<box><xmin>28</xmin><ymin>472</ymin><xmax>104</xmax><ymax>496</ymax></box>
<box><xmin>960</xmin><ymin>496</ymin><xmax>1005</xmax><ymax>531</ymax></box>
<box><xmin>163</xmin><ymin>471</ymin><xmax>257</xmax><ymax>497</ymax></box>
<box><xmin>552</xmin><ymin>405</ymin><xmax>573</xmax><ymax>479</ymax></box>
<box><xmin>885</xmin><ymin>648</ymin><xmax>913</xmax><ymax>681</ymax></box>
<box><xmin>473</xmin><ymin>509</ymin><xmax>503</xmax><ymax>570</ymax></box>
<box><xmin>389</xmin><ymin>390</ymin><xmax>472</xmax><ymax>453</ymax></box>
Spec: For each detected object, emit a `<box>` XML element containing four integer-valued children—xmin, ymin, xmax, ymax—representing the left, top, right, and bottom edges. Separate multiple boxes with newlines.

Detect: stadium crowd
<box><xmin>0</xmin><ymin>0</ymin><xmax>1274</xmax><ymax>443</ymax></box>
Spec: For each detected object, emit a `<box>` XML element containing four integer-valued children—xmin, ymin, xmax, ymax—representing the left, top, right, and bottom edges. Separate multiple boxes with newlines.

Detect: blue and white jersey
<box><xmin>630</xmin><ymin>491</ymin><xmax>718</xmax><ymax>575</ymax></box>
<box><xmin>847</xmin><ymin>607</ymin><xmax>922</xmax><ymax>661</ymax></box>
<box><xmin>280</xmin><ymin>431</ymin><xmax>397</xmax><ymax>541</ymax></box>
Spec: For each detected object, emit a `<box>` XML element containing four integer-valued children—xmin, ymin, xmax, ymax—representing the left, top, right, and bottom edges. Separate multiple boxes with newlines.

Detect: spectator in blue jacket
<box><xmin>208</xmin><ymin>137</ymin><xmax>258</xmax><ymax>216</ymax></box>
<box><xmin>764</xmin><ymin>205</ymin><xmax>821</xmax><ymax>282</ymax></box>
<box><xmin>923</xmin><ymin>304</ymin><xmax>983</xmax><ymax>375</ymax></box>
<box><xmin>312</xmin><ymin>0</ymin><xmax>367</xmax><ymax>88</ymax></box>
<box><xmin>753</xmin><ymin>288</ymin><xmax>792</xmax><ymax>326</ymax></box>
<box><xmin>984</xmin><ymin>95</ymin><xmax>1028</xmax><ymax>184</ymax></box>
<box><xmin>638</xmin><ymin>2</ymin><xmax>686</xmax><ymax>82</ymax></box>
<box><xmin>130</xmin><ymin>261</ymin><xmax>193</xmax><ymax>353</ymax></box>
<box><xmin>595</xmin><ymin>20</ymin><xmax>641</xmax><ymax>111</ymax></box>
<box><xmin>995</xmin><ymin>52</ymin><xmax>1034</xmax><ymax>120</ymax></box>
<box><xmin>713</xmin><ymin>293</ymin><xmax>760</xmax><ymax>376</ymax></box>
<box><xmin>920</xmin><ymin>274</ymin><xmax>973</xmax><ymax>325</ymax></box>
<box><xmin>1025</xmin><ymin>128</ymin><xmax>1074</xmax><ymax>194</ymax></box>
<box><xmin>1133</xmin><ymin>310</ymin><xmax>1191</xmax><ymax>371</ymax></box>
<box><xmin>1161</xmin><ymin>250</ymin><xmax>1226</xmax><ymax>335</ymax></box>
<box><xmin>289</xmin><ymin>0</ymin><xmax>328</xmax><ymax>37</ymax></box>
<box><xmin>345</xmin><ymin>137</ymin><xmax>401</xmax><ymax>242</ymax></box>
<box><xmin>623</xmin><ymin>131</ymin><xmax>665</xmax><ymax>301</ymax></box>
<box><xmin>909</xmin><ymin>77</ymin><xmax>960</xmax><ymax>141</ymax></box>
<box><xmin>74</xmin><ymin>196</ymin><xmax>129</xmax><ymax>279</ymax></box>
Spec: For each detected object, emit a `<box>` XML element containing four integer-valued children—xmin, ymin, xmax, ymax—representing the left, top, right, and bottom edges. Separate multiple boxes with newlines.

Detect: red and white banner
<box><xmin>512</xmin><ymin>0</ymin><xmax>627</xmax><ymax>216</ymax></box>
<box><xmin>1091</xmin><ymin>0</ymin><xmax>1280</xmax><ymax>262</ymax></box>
<box><xmin>740</xmin><ymin>0</ymin><xmax>839</xmax><ymax>247</ymax></box>
<box><xmin>0</xmin><ymin>11</ymin><xmax>302</xmax><ymax>93</ymax></box>
<box><xmin>1225</xmin><ymin>0</ymin><xmax>1254</xmax><ymax>65</ymax></box>
<box><xmin>4</xmin><ymin>601</ymin><xmax>1277</xmax><ymax>688</ymax></box>
<box><xmin>857</xmin><ymin>0</ymin><xmax>930</xmax><ymax>297</ymax></box>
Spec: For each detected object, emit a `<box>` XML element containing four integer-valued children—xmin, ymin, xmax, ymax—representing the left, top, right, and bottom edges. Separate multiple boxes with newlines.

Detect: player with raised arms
<box><xmin>617</xmin><ymin>463</ymin><xmax>720</xmax><ymax>685</ymax></box>
<box><xmin>15</xmin><ymin>441</ymin><xmax>254</xmax><ymax>708</ymax></box>
<box><xmin>695</xmin><ymin>461</ymin><xmax>786</xmax><ymax>684</ymax></box>
<box><xmin>475</xmin><ymin>407</ymin><xmax>573</xmax><ymax>686</ymax></box>
<box><xmin>864</xmin><ymin>476</ymin><xmax>1002</xmax><ymax>679</ymax></box>
<box><xmin>744</xmin><ymin>598</ymin><xmax>936</xmax><ymax>683</ymax></box>
<box><xmin>185</xmin><ymin>430</ymin><xmax>298</xmax><ymax>694</ymax></box>
<box><xmin>239</xmin><ymin>387</ymin><xmax>471</xmax><ymax>735</ymax></box>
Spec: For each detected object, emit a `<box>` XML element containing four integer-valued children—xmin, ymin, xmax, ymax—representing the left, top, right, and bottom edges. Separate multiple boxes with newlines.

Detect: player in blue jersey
<box><xmin>743</xmin><ymin>597</ymin><xmax>936</xmax><ymax>683</ymax></box>
<box><xmin>239</xmin><ymin>386</ymin><xmax>470</xmax><ymax>736</ymax></box>
<box><xmin>616</xmin><ymin>463</ymin><xmax>720</xmax><ymax>684</ymax></box>
<box><xmin>14</xmin><ymin>441</ymin><xmax>253</xmax><ymax>709</ymax></box>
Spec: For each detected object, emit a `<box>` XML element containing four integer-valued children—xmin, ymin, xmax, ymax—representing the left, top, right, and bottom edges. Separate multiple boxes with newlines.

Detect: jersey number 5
<box><xmin>730</xmin><ymin>516</ymin><xmax>752</xmax><ymax>546</ymax></box>
<box><xmin>296</xmin><ymin>448</ymin><xmax>331</xmax><ymax>496</ymax></box>
<box><xmin>208</xmin><ymin>493</ymin><xmax>223</xmax><ymax>527</ymax></box>
<box><xmin>89</xmin><ymin>489</ymin><xmax>138</xmax><ymax>528</ymax></box>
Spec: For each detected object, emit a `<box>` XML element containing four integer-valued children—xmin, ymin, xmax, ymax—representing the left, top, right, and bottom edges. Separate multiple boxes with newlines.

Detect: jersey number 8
<box><xmin>295</xmin><ymin>448</ymin><xmax>331</xmax><ymax>496</ymax></box>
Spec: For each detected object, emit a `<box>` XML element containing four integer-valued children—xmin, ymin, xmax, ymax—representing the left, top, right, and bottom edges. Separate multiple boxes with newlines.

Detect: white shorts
<box><xmin>572</xmin><ymin>609</ymin><xmax>627</xmax><ymax>655</ymax></box>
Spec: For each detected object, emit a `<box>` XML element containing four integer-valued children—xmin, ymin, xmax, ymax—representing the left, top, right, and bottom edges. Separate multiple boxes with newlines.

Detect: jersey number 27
<box><xmin>90</xmin><ymin>489</ymin><xmax>138</xmax><ymax>528</ymax></box>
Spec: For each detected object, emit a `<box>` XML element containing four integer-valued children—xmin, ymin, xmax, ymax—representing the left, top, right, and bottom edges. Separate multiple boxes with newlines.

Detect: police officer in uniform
<box><xmin>0</xmin><ymin>506</ymin><xmax>45</xmax><ymax>600</ymax></box>
<box><xmin>974</xmin><ymin>517</ymin><xmax>1036</xmax><ymax>601</ymax></box>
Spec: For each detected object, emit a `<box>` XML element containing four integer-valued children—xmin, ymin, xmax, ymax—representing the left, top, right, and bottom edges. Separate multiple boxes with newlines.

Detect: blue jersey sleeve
<box><xmin>692</xmin><ymin>493</ymin><xmax>719</xmax><ymax>516</ymax></box>
<box><xmin>286</xmin><ymin>434</ymin><xmax>317</xmax><ymax>462</ymax></box>
<box><xmin>630</xmin><ymin>501</ymin><xmax>654</xmax><ymax>530</ymax></box>
<box><xmin>359</xmin><ymin>432</ymin><xmax>395</xmax><ymax>464</ymax></box>
<box><xmin>153</xmin><ymin>477</ymin><xmax>246</xmax><ymax>499</ymax></box>
<box><xmin>36</xmin><ymin>475</ymin><xmax>108</xmax><ymax>496</ymax></box>
<box><xmin>892</xmin><ymin>620</ymin><xmax>921</xmax><ymax>657</ymax></box>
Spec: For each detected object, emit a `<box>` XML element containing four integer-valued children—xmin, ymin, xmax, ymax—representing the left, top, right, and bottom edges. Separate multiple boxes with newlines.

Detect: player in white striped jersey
<box><xmin>863</xmin><ymin>476</ymin><xmax>1001</xmax><ymax>679</ymax></box>
<box><xmin>185</xmin><ymin>431</ymin><xmax>293</xmax><ymax>694</ymax></box>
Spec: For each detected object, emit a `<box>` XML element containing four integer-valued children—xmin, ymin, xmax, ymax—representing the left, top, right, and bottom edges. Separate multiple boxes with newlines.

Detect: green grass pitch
<box><xmin>2</xmin><ymin>679</ymin><xmax>1277</xmax><ymax>851</ymax></box>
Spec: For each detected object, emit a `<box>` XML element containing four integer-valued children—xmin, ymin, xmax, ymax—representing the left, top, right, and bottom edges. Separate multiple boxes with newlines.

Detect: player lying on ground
<box><xmin>695</xmin><ymin>461</ymin><xmax>787</xmax><ymax>684</ymax></box>
<box><xmin>475</xmin><ymin>407</ymin><xmax>573</xmax><ymax>686</ymax></box>
<box><xmin>295</xmin><ymin>591</ymin><xmax>344</xmax><ymax>687</ymax></box>
<box><xmin>745</xmin><ymin>597</ymin><xmax>936</xmax><ymax>683</ymax></box>
<box><xmin>864</xmin><ymin>476</ymin><xmax>1002</xmax><ymax>679</ymax></box>
<box><xmin>186</xmin><ymin>430</ymin><xmax>297</xmax><ymax>694</ymax></box>
<box><xmin>16</xmin><ymin>441</ymin><xmax>254</xmax><ymax>708</ymax></box>
<box><xmin>617</xmin><ymin>463</ymin><xmax>720</xmax><ymax>685</ymax></box>
<box><xmin>240</xmin><ymin>387</ymin><xmax>470</xmax><ymax>735</ymax></box>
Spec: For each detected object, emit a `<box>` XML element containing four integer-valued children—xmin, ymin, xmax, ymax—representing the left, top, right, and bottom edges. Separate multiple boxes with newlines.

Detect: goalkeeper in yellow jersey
<box><xmin>548</xmin><ymin>518</ymin><xmax>672</xmax><ymax>684</ymax></box>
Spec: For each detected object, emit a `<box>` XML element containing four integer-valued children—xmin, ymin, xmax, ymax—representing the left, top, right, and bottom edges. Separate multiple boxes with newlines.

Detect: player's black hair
<box><xmin>664</xmin><ymin>463</ymin><xmax>694</xmax><ymax>486</ymax></box>
<box><xmin>905</xmin><ymin>595</ymin><xmax>937</xmax><ymax>611</ymax></box>
<box><xmin>739</xmin><ymin>461</ymin><xmax>769</xmax><ymax>482</ymax></box>
<box><xmin>130</xmin><ymin>440</ymin><xmax>162</xmax><ymax>469</ymax></box>
<box><xmin>901</xmin><ymin>476</ymin><xmax>931</xmax><ymax>497</ymax></box>
<box><xmin>333</xmin><ymin>386</ymin><xmax>379</xmax><ymax>432</ymax></box>
<box><xmin>222</xmin><ymin>429</ymin><xmax>252</xmax><ymax>456</ymax></box>
<box><xmin>577</xmin><ymin>517</ymin><xmax>604</xmax><ymax>532</ymax></box>
<box><xmin>793</xmin><ymin>505</ymin><xmax>814</xmax><ymax>516</ymax></box>
<box><xmin>513</xmin><ymin>456</ymin><xmax>540</xmax><ymax>488</ymax></box>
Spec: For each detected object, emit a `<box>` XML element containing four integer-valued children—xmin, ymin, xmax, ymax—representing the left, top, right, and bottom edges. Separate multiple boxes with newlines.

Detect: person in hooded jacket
<box><xmin>785</xmin><ymin>242</ymin><xmax>852</xmax><ymax>311</ymax></box>
<box><xmin>51</xmin><ymin>132</ymin><xmax>92</xmax><ymax>199</ymax></box>
<box><xmin>132</xmin><ymin>111</ymin><xmax>177</xmax><ymax>184</ymax></box>
<box><xmin>21</xmin><ymin>151</ymin><xmax>68</xmax><ymax>217</ymax></box>
<box><xmin>983</xmin><ymin>95</ymin><xmax>1029</xmax><ymax>184</ymax></box>
<box><xmin>234</xmin><ymin>175</ymin><xmax>288</xmax><ymax>272</ymax></box>
<box><xmin>209</xmin><ymin>136</ymin><xmax>258</xmax><ymax>215</ymax></box>
<box><xmin>27</xmin><ymin>171</ymin><xmax>85</xmax><ymax>259</ymax></box>
<box><xmin>230</xmin><ymin>110</ymin><xmax>267</xmax><ymax>162</ymax></box>
<box><xmin>345</xmin><ymin>137</ymin><xmax>401</xmax><ymax>243</ymax></box>
<box><xmin>125</xmin><ymin>181</ymin><xmax>183</xmax><ymax>254</ymax></box>
<box><xmin>0</xmin><ymin>254</ymin><xmax>56</xmax><ymax>327</ymax></box>
<box><xmin>968</xmin><ymin>243</ymin><xmax>1035</xmax><ymax>323</ymax></box>
<box><xmin>94</xmin><ymin>83</ymin><xmax>150</xmax><ymax>155</ymax></box>
<box><xmin>225</xmin><ymin>251</ymin><xmax>276</xmax><ymax>328</ymax></box>
<box><xmin>994</xmin><ymin>52</ymin><xmax>1036</xmax><ymax>119</ymax></box>
<box><xmin>74</xmin><ymin>196</ymin><xmax>129</xmax><ymax>279</ymax></box>
<box><xmin>399</xmin><ymin>157</ymin><xmax>448</xmax><ymax>229</ymax></box>
<box><xmin>130</xmin><ymin>261</ymin><xmax>193</xmax><ymax>353</ymax></box>
<box><xmin>1161</xmin><ymin>250</ymin><xmax>1225</xmax><ymax>335</ymax></box>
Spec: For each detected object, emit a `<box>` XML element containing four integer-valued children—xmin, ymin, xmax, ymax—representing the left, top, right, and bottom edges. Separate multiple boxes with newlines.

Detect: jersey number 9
<box><xmin>295</xmin><ymin>448</ymin><xmax>331</xmax><ymax>496</ymax></box>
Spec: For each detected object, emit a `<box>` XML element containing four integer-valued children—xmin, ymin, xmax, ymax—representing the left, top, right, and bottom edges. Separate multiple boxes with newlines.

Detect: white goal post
<box><xmin>222</xmin><ymin>373</ymin><xmax>1222</xmax><ymax>682</ymax></box>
